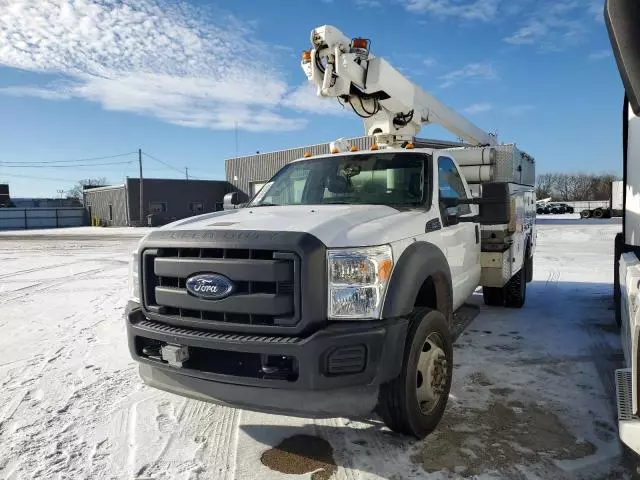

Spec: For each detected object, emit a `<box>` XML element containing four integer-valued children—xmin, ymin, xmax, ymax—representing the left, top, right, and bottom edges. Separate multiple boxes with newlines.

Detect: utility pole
<box><xmin>185</xmin><ymin>167</ymin><xmax>189</xmax><ymax>180</ymax></box>
<box><xmin>138</xmin><ymin>148</ymin><xmax>144</xmax><ymax>227</ymax></box>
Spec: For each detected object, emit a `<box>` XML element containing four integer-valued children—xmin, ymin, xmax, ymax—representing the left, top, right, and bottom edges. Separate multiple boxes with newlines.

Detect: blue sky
<box><xmin>0</xmin><ymin>0</ymin><xmax>622</xmax><ymax>197</ymax></box>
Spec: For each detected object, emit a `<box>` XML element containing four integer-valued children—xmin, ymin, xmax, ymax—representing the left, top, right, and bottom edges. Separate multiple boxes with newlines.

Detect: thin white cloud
<box><xmin>423</xmin><ymin>57</ymin><xmax>437</xmax><ymax>67</ymax></box>
<box><xmin>504</xmin><ymin>20</ymin><xmax>547</xmax><ymax>45</ymax></box>
<box><xmin>281</xmin><ymin>83</ymin><xmax>348</xmax><ymax>116</ymax></box>
<box><xmin>403</xmin><ymin>0</ymin><xmax>500</xmax><ymax>21</ymax></box>
<box><xmin>463</xmin><ymin>102</ymin><xmax>493</xmax><ymax>115</ymax></box>
<box><xmin>355</xmin><ymin>0</ymin><xmax>383</xmax><ymax>7</ymax></box>
<box><xmin>0</xmin><ymin>0</ymin><xmax>311</xmax><ymax>132</ymax></box>
<box><xmin>0</xmin><ymin>85</ymin><xmax>72</xmax><ymax>101</ymax></box>
<box><xmin>588</xmin><ymin>0</ymin><xmax>604</xmax><ymax>23</ymax></box>
<box><xmin>504</xmin><ymin>104</ymin><xmax>535</xmax><ymax>116</ymax></box>
<box><xmin>504</xmin><ymin>1</ymin><xmax>592</xmax><ymax>50</ymax></box>
<box><xmin>439</xmin><ymin>63</ymin><xmax>497</xmax><ymax>88</ymax></box>
<box><xmin>589</xmin><ymin>49</ymin><xmax>612</xmax><ymax>61</ymax></box>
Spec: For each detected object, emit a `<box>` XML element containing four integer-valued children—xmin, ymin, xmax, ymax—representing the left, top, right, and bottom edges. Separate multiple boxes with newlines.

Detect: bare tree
<box><xmin>569</xmin><ymin>173</ymin><xmax>594</xmax><ymax>200</ymax></box>
<box><xmin>537</xmin><ymin>172</ymin><xmax>621</xmax><ymax>201</ymax></box>
<box><xmin>536</xmin><ymin>173</ymin><xmax>555</xmax><ymax>199</ymax></box>
<box><xmin>66</xmin><ymin>177</ymin><xmax>108</xmax><ymax>199</ymax></box>
<box><xmin>555</xmin><ymin>175</ymin><xmax>572</xmax><ymax>201</ymax></box>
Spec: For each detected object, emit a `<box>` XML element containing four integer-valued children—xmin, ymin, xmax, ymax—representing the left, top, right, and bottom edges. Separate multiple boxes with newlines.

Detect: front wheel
<box><xmin>378</xmin><ymin>308</ymin><xmax>453</xmax><ymax>439</ymax></box>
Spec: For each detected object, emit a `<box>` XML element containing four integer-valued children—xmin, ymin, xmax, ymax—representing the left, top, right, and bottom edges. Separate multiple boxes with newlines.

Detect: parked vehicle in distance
<box><xmin>537</xmin><ymin>203</ymin><xmax>572</xmax><ymax>215</ymax></box>
<box><xmin>580</xmin><ymin>181</ymin><xmax>623</xmax><ymax>219</ymax></box>
<box><xmin>548</xmin><ymin>204</ymin><xmax>562</xmax><ymax>214</ymax></box>
<box><xmin>557</xmin><ymin>203</ymin><xmax>574</xmax><ymax>214</ymax></box>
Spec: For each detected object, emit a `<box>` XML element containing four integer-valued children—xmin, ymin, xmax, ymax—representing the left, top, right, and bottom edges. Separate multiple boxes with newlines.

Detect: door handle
<box><xmin>475</xmin><ymin>225</ymin><xmax>480</xmax><ymax>244</ymax></box>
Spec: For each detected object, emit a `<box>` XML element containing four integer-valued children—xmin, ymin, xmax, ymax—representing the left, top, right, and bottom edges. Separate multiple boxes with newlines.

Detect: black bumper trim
<box><xmin>127</xmin><ymin>302</ymin><xmax>408</xmax><ymax>393</ymax></box>
<box><xmin>135</xmin><ymin>318</ymin><xmax>303</xmax><ymax>344</ymax></box>
<box><xmin>139</xmin><ymin>363</ymin><xmax>379</xmax><ymax>418</ymax></box>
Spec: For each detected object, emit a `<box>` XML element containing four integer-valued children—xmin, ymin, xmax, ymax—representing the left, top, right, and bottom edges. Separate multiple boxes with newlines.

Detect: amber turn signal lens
<box><xmin>352</xmin><ymin>38</ymin><xmax>368</xmax><ymax>49</ymax></box>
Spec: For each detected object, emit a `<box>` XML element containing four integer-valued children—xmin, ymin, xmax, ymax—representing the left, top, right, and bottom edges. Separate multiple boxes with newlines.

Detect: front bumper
<box><xmin>126</xmin><ymin>301</ymin><xmax>408</xmax><ymax>417</ymax></box>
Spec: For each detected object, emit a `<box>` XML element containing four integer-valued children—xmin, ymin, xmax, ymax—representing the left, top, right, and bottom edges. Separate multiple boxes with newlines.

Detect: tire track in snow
<box><xmin>0</xmin><ymin>260</ymin><xmax>80</xmax><ymax>280</ymax></box>
<box><xmin>314</xmin><ymin>417</ymin><xmax>361</xmax><ymax>480</ymax></box>
<box><xmin>0</xmin><ymin>266</ymin><xmax>107</xmax><ymax>305</ymax></box>
<box><xmin>545</xmin><ymin>267</ymin><xmax>561</xmax><ymax>289</ymax></box>
<box><xmin>0</xmin><ymin>262</ymin><xmax>134</xmax><ymax>478</ymax></box>
<box><xmin>313</xmin><ymin>416</ymin><xmax>413</xmax><ymax>480</ymax></box>
<box><xmin>124</xmin><ymin>398</ymin><xmax>241</xmax><ymax>480</ymax></box>
<box><xmin>0</xmin><ymin>369</ymin><xmax>136</xmax><ymax>479</ymax></box>
<box><xmin>210</xmin><ymin>405</ymin><xmax>241</xmax><ymax>480</ymax></box>
<box><xmin>0</xmin><ymin>350</ymin><xmax>61</xmax><ymax>430</ymax></box>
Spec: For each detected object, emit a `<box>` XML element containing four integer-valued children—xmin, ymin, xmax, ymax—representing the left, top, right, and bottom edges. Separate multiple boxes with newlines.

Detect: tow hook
<box><xmin>160</xmin><ymin>344</ymin><xmax>190</xmax><ymax>368</ymax></box>
<box><xmin>261</xmin><ymin>355</ymin><xmax>295</xmax><ymax>380</ymax></box>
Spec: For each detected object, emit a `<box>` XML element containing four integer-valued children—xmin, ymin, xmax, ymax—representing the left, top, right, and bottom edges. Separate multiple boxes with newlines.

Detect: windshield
<box><xmin>248</xmin><ymin>152</ymin><xmax>428</xmax><ymax>207</ymax></box>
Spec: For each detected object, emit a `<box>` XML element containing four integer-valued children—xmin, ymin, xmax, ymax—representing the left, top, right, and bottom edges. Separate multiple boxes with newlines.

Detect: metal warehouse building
<box><xmin>84</xmin><ymin>178</ymin><xmax>232</xmax><ymax>226</ymax></box>
<box><xmin>226</xmin><ymin>135</ymin><xmax>465</xmax><ymax>200</ymax></box>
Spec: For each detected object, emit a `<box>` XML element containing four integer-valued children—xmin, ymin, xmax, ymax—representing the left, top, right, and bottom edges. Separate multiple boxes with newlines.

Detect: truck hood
<box><xmin>159</xmin><ymin>205</ymin><xmax>423</xmax><ymax>247</ymax></box>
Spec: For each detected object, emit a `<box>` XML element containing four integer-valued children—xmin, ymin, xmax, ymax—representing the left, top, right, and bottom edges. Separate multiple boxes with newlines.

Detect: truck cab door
<box><xmin>436</xmin><ymin>154</ymin><xmax>482</xmax><ymax>310</ymax></box>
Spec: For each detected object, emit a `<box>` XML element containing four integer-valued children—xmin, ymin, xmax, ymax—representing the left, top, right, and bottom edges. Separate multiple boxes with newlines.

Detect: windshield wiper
<box><xmin>251</xmin><ymin>202</ymin><xmax>280</xmax><ymax>207</ymax></box>
<box><xmin>323</xmin><ymin>201</ymin><xmax>349</xmax><ymax>204</ymax></box>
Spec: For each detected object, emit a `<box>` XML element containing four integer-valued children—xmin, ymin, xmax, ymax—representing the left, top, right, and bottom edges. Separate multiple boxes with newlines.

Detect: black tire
<box><xmin>483</xmin><ymin>286</ymin><xmax>504</xmax><ymax>306</ymax></box>
<box><xmin>378</xmin><ymin>308</ymin><xmax>453</xmax><ymax>439</ymax></box>
<box><xmin>614</xmin><ymin>232</ymin><xmax>623</xmax><ymax>327</ymax></box>
<box><xmin>526</xmin><ymin>253</ymin><xmax>534</xmax><ymax>283</ymax></box>
<box><xmin>504</xmin><ymin>262</ymin><xmax>527</xmax><ymax>308</ymax></box>
<box><xmin>593</xmin><ymin>208</ymin><xmax>604</xmax><ymax>219</ymax></box>
<box><xmin>581</xmin><ymin>209</ymin><xmax>591</xmax><ymax>219</ymax></box>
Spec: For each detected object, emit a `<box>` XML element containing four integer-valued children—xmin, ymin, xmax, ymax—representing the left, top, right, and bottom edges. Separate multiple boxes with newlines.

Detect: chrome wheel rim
<box><xmin>415</xmin><ymin>333</ymin><xmax>447</xmax><ymax>414</ymax></box>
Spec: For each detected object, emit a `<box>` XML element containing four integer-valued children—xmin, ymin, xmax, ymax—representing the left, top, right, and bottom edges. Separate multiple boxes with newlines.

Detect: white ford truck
<box><xmin>126</xmin><ymin>26</ymin><xmax>536</xmax><ymax>438</ymax></box>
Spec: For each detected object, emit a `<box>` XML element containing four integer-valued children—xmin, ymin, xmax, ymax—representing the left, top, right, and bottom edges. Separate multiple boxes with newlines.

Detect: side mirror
<box><xmin>606</xmin><ymin>0</ymin><xmax>640</xmax><ymax>115</ymax></box>
<box><xmin>446</xmin><ymin>212</ymin><xmax>459</xmax><ymax>226</ymax></box>
<box><xmin>223</xmin><ymin>192</ymin><xmax>240</xmax><ymax>210</ymax></box>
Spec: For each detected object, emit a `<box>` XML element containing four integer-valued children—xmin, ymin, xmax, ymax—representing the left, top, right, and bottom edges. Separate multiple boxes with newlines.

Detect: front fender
<box><xmin>382</xmin><ymin>241</ymin><xmax>452</xmax><ymax>320</ymax></box>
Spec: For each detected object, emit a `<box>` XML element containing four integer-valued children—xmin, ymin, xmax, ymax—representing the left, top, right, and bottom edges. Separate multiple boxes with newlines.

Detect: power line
<box><xmin>0</xmin><ymin>172</ymin><xmax>82</xmax><ymax>182</ymax></box>
<box><xmin>0</xmin><ymin>160</ymin><xmax>134</xmax><ymax>168</ymax></box>
<box><xmin>141</xmin><ymin>151</ymin><xmax>184</xmax><ymax>174</ymax></box>
<box><xmin>0</xmin><ymin>151</ymin><xmax>137</xmax><ymax>165</ymax></box>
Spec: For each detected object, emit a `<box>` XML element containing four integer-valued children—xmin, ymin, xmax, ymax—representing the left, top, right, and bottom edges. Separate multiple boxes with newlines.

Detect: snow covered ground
<box><xmin>0</xmin><ymin>219</ymin><xmax>632</xmax><ymax>479</ymax></box>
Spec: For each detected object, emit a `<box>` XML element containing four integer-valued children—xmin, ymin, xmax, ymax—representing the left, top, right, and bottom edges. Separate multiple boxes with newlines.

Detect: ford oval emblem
<box><xmin>185</xmin><ymin>273</ymin><xmax>235</xmax><ymax>300</ymax></box>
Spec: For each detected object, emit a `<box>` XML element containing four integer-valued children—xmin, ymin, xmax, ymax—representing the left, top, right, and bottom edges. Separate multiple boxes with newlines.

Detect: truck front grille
<box><xmin>142</xmin><ymin>247</ymin><xmax>300</xmax><ymax>328</ymax></box>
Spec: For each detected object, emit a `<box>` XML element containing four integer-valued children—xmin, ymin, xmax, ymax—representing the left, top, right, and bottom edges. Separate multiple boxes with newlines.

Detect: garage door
<box><xmin>251</xmin><ymin>182</ymin><xmax>266</xmax><ymax>196</ymax></box>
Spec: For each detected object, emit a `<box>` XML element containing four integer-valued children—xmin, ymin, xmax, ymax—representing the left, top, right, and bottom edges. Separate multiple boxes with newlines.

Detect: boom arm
<box><xmin>301</xmin><ymin>25</ymin><xmax>497</xmax><ymax>147</ymax></box>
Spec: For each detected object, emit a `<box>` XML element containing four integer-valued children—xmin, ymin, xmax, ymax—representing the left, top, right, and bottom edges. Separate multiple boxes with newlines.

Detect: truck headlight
<box><xmin>129</xmin><ymin>250</ymin><xmax>140</xmax><ymax>303</ymax></box>
<box><xmin>327</xmin><ymin>245</ymin><xmax>393</xmax><ymax>320</ymax></box>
